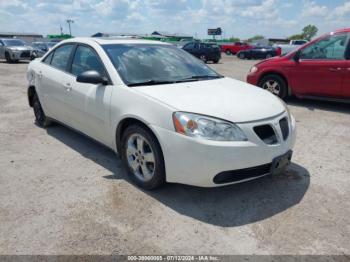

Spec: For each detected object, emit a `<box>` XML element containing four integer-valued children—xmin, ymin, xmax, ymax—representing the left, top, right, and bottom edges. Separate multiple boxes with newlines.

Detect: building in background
<box><xmin>0</xmin><ymin>32</ymin><xmax>43</xmax><ymax>43</ymax></box>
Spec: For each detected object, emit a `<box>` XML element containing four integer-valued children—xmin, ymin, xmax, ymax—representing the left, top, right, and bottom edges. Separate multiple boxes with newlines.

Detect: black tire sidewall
<box><xmin>121</xmin><ymin>124</ymin><xmax>165</xmax><ymax>190</ymax></box>
<box><xmin>258</xmin><ymin>75</ymin><xmax>288</xmax><ymax>99</ymax></box>
<box><xmin>33</xmin><ymin>93</ymin><xmax>49</xmax><ymax>127</ymax></box>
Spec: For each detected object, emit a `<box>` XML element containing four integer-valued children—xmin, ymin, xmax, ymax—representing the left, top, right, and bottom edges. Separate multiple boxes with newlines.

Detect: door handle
<box><xmin>329</xmin><ymin>68</ymin><xmax>342</xmax><ymax>72</ymax></box>
<box><xmin>37</xmin><ymin>71</ymin><xmax>42</xmax><ymax>79</ymax></box>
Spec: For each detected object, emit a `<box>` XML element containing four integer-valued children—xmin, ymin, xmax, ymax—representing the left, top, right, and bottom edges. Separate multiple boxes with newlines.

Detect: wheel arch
<box><xmin>258</xmin><ymin>71</ymin><xmax>292</xmax><ymax>96</ymax></box>
<box><xmin>28</xmin><ymin>85</ymin><xmax>36</xmax><ymax>107</ymax></box>
<box><xmin>115</xmin><ymin>117</ymin><xmax>163</xmax><ymax>155</ymax></box>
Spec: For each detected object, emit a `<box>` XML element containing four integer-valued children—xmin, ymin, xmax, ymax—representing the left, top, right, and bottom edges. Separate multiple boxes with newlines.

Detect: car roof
<box><xmin>334</xmin><ymin>28</ymin><xmax>350</xmax><ymax>34</ymax></box>
<box><xmin>59</xmin><ymin>37</ymin><xmax>170</xmax><ymax>46</ymax></box>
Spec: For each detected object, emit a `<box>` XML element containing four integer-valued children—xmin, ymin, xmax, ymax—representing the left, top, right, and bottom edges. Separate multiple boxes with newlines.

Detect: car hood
<box><xmin>134</xmin><ymin>77</ymin><xmax>286</xmax><ymax>123</ymax></box>
<box><xmin>7</xmin><ymin>46</ymin><xmax>32</xmax><ymax>51</ymax></box>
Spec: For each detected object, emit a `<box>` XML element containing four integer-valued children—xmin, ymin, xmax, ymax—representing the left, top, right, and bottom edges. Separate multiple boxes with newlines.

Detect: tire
<box><xmin>213</xmin><ymin>59</ymin><xmax>219</xmax><ymax>64</ymax></box>
<box><xmin>265</xmin><ymin>53</ymin><xmax>273</xmax><ymax>59</ymax></box>
<box><xmin>32</xmin><ymin>93</ymin><xmax>52</xmax><ymax>127</ymax></box>
<box><xmin>5</xmin><ymin>52</ymin><xmax>12</xmax><ymax>63</ymax></box>
<box><xmin>121</xmin><ymin>124</ymin><xmax>165</xmax><ymax>190</ymax></box>
<box><xmin>238</xmin><ymin>53</ymin><xmax>245</xmax><ymax>59</ymax></box>
<box><xmin>225</xmin><ymin>50</ymin><xmax>232</xmax><ymax>55</ymax></box>
<box><xmin>258</xmin><ymin>74</ymin><xmax>288</xmax><ymax>99</ymax></box>
<box><xmin>199</xmin><ymin>54</ymin><xmax>207</xmax><ymax>63</ymax></box>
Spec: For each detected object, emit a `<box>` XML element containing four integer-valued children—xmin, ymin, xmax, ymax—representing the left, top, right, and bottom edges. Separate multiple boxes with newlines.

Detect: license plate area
<box><xmin>270</xmin><ymin>150</ymin><xmax>293</xmax><ymax>175</ymax></box>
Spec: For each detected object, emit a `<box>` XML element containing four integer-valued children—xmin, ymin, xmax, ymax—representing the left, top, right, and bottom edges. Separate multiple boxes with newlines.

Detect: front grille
<box><xmin>213</xmin><ymin>163</ymin><xmax>271</xmax><ymax>184</ymax></box>
<box><xmin>254</xmin><ymin>125</ymin><xmax>277</xmax><ymax>145</ymax></box>
<box><xmin>279</xmin><ymin>117</ymin><xmax>289</xmax><ymax>140</ymax></box>
<box><xmin>20</xmin><ymin>51</ymin><xmax>30</xmax><ymax>58</ymax></box>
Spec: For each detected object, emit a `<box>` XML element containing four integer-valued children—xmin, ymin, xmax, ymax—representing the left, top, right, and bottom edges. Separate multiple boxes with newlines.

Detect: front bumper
<box><xmin>9</xmin><ymin>50</ymin><xmax>32</xmax><ymax>60</ymax></box>
<box><xmin>152</xmin><ymin>111</ymin><xmax>296</xmax><ymax>187</ymax></box>
<box><xmin>247</xmin><ymin>72</ymin><xmax>259</xmax><ymax>86</ymax></box>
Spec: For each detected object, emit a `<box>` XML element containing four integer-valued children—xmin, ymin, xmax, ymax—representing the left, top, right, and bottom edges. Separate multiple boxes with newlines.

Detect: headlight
<box><xmin>173</xmin><ymin>112</ymin><xmax>247</xmax><ymax>141</ymax></box>
<box><xmin>249</xmin><ymin>66</ymin><xmax>258</xmax><ymax>74</ymax></box>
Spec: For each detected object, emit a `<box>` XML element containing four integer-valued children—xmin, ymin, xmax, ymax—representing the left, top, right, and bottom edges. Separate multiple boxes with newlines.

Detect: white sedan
<box><xmin>27</xmin><ymin>38</ymin><xmax>296</xmax><ymax>189</ymax></box>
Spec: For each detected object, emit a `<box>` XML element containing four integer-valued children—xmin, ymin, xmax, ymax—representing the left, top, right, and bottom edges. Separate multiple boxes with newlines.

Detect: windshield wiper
<box><xmin>176</xmin><ymin>75</ymin><xmax>223</xmax><ymax>82</ymax></box>
<box><xmin>128</xmin><ymin>80</ymin><xmax>175</xmax><ymax>87</ymax></box>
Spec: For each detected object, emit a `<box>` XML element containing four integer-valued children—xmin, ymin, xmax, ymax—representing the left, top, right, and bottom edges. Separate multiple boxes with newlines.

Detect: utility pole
<box><xmin>60</xmin><ymin>24</ymin><xmax>63</xmax><ymax>35</ymax></box>
<box><xmin>66</xmin><ymin>19</ymin><xmax>74</xmax><ymax>36</ymax></box>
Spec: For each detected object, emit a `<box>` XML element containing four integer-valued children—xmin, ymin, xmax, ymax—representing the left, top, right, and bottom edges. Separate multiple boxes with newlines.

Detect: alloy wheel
<box><xmin>262</xmin><ymin>80</ymin><xmax>280</xmax><ymax>95</ymax></box>
<box><xmin>126</xmin><ymin>134</ymin><xmax>156</xmax><ymax>182</ymax></box>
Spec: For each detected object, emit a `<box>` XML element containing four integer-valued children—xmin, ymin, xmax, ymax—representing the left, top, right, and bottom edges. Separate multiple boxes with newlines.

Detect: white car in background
<box><xmin>274</xmin><ymin>39</ymin><xmax>308</xmax><ymax>55</ymax></box>
<box><xmin>27</xmin><ymin>38</ymin><xmax>296</xmax><ymax>189</ymax></box>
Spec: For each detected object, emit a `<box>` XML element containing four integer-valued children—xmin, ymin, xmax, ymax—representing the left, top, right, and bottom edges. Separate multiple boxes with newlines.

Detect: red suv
<box><xmin>221</xmin><ymin>42</ymin><xmax>252</xmax><ymax>55</ymax></box>
<box><xmin>247</xmin><ymin>28</ymin><xmax>350</xmax><ymax>101</ymax></box>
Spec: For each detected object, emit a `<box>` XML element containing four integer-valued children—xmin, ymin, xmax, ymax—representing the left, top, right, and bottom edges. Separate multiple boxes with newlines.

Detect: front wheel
<box><xmin>225</xmin><ymin>50</ymin><xmax>232</xmax><ymax>55</ymax></box>
<box><xmin>32</xmin><ymin>93</ymin><xmax>52</xmax><ymax>127</ymax></box>
<box><xmin>199</xmin><ymin>54</ymin><xmax>207</xmax><ymax>63</ymax></box>
<box><xmin>5</xmin><ymin>52</ymin><xmax>12</xmax><ymax>63</ymax></box>
<box><xmin>265</xmin><ymin>53</ymin><xmax>273</xmax><ymax>59</ymax></box>
<box><xmin>258</xmin><ymin>74</ymin><xmax>288</xmax><ymax>99</ymax></box>
<box><xmin>121</xmin><ymin>124</ymin><xmax>165</xmax><ymax>190</ymax></box>
<box><xmin>238</xmin><ymin>52</ymin><xmax>245</xmax><ymax>59</ymax></box>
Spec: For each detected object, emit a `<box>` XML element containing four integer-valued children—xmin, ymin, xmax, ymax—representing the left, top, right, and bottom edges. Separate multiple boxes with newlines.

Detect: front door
<box><xmin>290</xmin><ymin>32</ymin><xmax>349</xmax><ymax>98</ymax></box>
<box><xmin>64</xmin><ymin>44</ymin><xmax>112</xmax><ymax>145</ymax></box>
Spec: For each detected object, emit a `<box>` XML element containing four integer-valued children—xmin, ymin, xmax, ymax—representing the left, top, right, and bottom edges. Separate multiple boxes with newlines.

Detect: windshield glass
<box><xmin>103</xmin><ymin>44</ymin><xmax>222</xmax><ymax>86</ymax></box>
<box><xmin>3</xmin><ymin>39</ymin><xmax>26</xmax><ymax>46</ymax></box>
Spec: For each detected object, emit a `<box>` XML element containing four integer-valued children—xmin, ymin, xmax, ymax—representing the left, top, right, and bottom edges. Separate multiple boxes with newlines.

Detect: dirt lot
<box><xmin>0</xmin><ymin>55</ymin><xmax>349</xmax><ymax>255</ymax></box>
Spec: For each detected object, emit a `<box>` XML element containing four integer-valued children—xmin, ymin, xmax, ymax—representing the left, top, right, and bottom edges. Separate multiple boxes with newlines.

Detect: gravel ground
<box><xmin>0</xmin><ymin>55</ymin><xmax>349</xmax><ymax>255</ymax></box>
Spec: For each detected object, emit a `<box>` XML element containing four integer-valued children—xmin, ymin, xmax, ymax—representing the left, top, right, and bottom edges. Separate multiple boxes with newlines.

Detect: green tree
<box><xmin>247</xmin><ymin>35</ymin><xmax>265</xmax><ymax>42</ymax></box>
<box><xmin>228</xmin><ymin>37</ymin><xmax>240</xmax><ymax>42</ymax></box>
<box><xmin>288</xmin><ymin>34</ymin><xmax>305</xmax><ymax>40</ymax></box>
<box><xmin>302</xmin><ymin>25</ymin><xmax>318</xmax><ymax>40</ymax></box>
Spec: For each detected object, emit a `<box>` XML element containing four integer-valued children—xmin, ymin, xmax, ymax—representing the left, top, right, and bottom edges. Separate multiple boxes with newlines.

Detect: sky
<box><xmin>0</xmin><ymin>0</ymin><xmax>349</xmax><ymax>39</ymax></box>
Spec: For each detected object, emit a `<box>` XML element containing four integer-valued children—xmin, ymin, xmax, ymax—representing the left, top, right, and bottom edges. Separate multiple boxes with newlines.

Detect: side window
<box><xmin>71</xmin><ymin>45</ymin><xmax>106</xmax><ymax>76</ymax></box>
<box><xmin>184</xmin><ymin>43</ymin><xmax>194</xmax><ymax>49</ymax></box>
<box><xmin>300</xmin><ymin>33</ymin><xmax>349</xmax><ymax>60</ymax></box>
<box><xmin>50</xmin><ymin>44</ymin><xmax>74</xmax><ymax>71</ymax></box>
<box><xmin>43</xmin><ymin>51</ymin><xmax>54</xmax><ymax>65</ymax></box>
<box><xmin>194</xmin><ymin>43</ymin><xmax>199</xmax><ymax>49</ymax></box>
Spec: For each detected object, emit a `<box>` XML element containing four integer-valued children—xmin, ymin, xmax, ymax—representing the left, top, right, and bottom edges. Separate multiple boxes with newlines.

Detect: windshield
<box><xmin>103</xmin><ymin>44</ymin><xmax>222</xmax><ymax>86</ymax></box>
<box><xmin>3</xmin><ymin>39</ymin><xmax>26</xmax><ymax>47</ymax></box>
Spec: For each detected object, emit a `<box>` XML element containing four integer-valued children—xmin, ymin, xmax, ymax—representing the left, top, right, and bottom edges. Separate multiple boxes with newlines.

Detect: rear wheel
<box><xmin>213</xmin><ymin>59</ymin><xmax>219</xmax><ymax>64</ymax></box>
<box><xmin>121</xmin><ymin>124</ymin><xmax>165</xmax><ymax>190</ymax></box>
<box><xmin>32</xmin><ymin>93</ymin><xmax>52</xmax><ymax>127</ymax></box>
<box><xmin>258</xmin><ymin>74</ymin><xmax>288</xmax><ymax>99</ymax></box>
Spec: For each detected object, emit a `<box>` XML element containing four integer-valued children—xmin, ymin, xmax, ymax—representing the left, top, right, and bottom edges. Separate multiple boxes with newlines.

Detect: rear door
<box><xmin>63</xmin><ymin>44</ymin><xmax>113</xmax><ymax>145</ymax></box>
<box><xmin>37</xmin><ymin>44</ymin><xmax>75</xmax><ymax>123</ymax></box>
<box><xmin>342</xmin><ymin>40</ymin><xmax>350</xmax><ymax>98</ymax></box>
<box><xmin>290</xmin><ymin>33</ymin><xmax>349</xmax><ymax>97</ymax></box>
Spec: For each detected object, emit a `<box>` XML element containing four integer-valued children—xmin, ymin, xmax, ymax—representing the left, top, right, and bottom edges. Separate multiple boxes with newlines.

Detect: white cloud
<box><xmin>333</xmin><ymin>1</ymin><xmax>350</xmax><ymax>17</ymax></box>
<box><xmin>301</xmin><ymin>1</ymin><xmax>328</xmax><ymax>17</ymax></box>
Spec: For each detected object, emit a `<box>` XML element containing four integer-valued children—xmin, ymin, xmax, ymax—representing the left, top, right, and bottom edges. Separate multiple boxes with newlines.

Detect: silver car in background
<box><xmin>0</xmin><ymin>38</ymin><xmax>33</xmax><ymax>63</ymax></box>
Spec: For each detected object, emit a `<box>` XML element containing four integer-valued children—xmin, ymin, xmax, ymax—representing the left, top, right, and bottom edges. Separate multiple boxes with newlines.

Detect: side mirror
<box><xmin>76</xmin><ymin>70</ymin><xmax>108</xmax><ymax>85</ymax></box>
<box><xmin>293</xmin><ymin>50</ymin><xmax>301</xmax><ymax>62</ymax></box>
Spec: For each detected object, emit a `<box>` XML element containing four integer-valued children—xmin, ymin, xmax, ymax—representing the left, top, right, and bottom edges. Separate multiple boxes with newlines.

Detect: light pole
<box><xmin>66</xmin><ymin>19</ymin><xmax>74</xmax><ymax>36</ymax></box>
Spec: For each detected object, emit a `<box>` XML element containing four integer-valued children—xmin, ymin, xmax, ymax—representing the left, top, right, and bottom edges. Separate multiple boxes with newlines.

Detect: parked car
<box><xmin>31</xmin><ymin>42</ymin><xmax>57</xmax><ymax>58</ymax></box>
<box><xmin>220</xmin><ymin>42</ymin><xmax>252</xmax><ymax>55</ymax></box>
<box><xmin>237</xmin><ymin>46</ymin><xmax>280</xmax><ymax>60</ymax></box>
<box><xmin>0</xmin><ymin>38</ymin><xmax>33</xmax><ymax>63</ymax></box>
<box><xmin>247</xmin><ymin>28</ymin><xmax>350</xmax><ymax>101</ymax></box>
<box><xmin>27</xmin><ymin>38</ymin><xmax>295</xmax><ymax>189</ymax></box>
<box><xmin>274</xmin><ymin>39</ymin><xmax>308</xmax><ymax>55</ymax></box>
<box><xmin>182</xmin><ymin>42</ymin><xmax>221</xmax><ymax>63</ymax></box>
